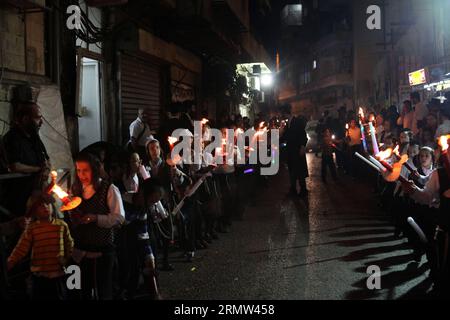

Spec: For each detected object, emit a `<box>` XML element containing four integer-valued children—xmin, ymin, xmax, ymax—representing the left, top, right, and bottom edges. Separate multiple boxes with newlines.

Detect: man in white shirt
<box><xmin>129</xmin><ymin>108</ymin><xmax>154</xmax><ymax>160</ymax></box>
<box><xmin>411</xmin><ymin>92</ymin><xmax>428</xmax><ymax>135</ymax></box>
<box><xmin>397</xmin><ymin>100</ymin><xmax>414</xmax><ymax>131</ymax></box>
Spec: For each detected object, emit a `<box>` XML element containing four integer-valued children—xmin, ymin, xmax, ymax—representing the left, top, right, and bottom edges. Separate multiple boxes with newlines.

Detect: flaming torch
<box><xmin>377</xmin><ymin>146</ymin><xmax>408</xmax><ymax>182</ymax></box>
<box><xmin>235</xmin><ymin>128</ymin><xmax>244</xmax><ymax>144</ymax></box>
<box><xmin>369</xmin><ymin>121</ymin><xmax>380</xmax><ymax>155</ymax></box>
<box><xmin>358</xmin><ymin>107</ymin><xmax>365</xmax><ymax>123</ymax></box>
<box><xmin>168</xmin><ymin>136</ymin><xmax>178</xmax><ymax>150</ymax></box>
<box><xmin>48</xmin><ymin>171</ymin><xmax>82</xmax><ymax>212</ymax></box>
<box><xmin>167</xmin><ymin>137</ymin><xmax>181</xmax><ymax>166</ymax></box>
<box><xmin>376</xmin><ymin>148</ymin><xmax>394</xmax><ymax>172</ymax></box>
<box><xmin>359</xmin><ymin>108</ymin><xmax>368</xmax><ymax>153</ymax></box>
<box><xmin>355</xmin><ymin>143</ymin><xmax>409</xmax><ymax>183</ymax></box>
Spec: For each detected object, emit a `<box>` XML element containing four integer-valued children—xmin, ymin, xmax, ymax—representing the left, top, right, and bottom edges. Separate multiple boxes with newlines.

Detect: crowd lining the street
<box><xmin>0</xmin><ymin>92</ymin><xmax>449</xmax><ymax>300</ymax></box>
<box><xmin>0</xmin><ymin>101</ymin><xmax>288</xmax><ymax>300</ymax></box>
<box><xmin>315</xmin><ymin>92</ymin><xmax>450</xmax><ymax>298</ymax></box>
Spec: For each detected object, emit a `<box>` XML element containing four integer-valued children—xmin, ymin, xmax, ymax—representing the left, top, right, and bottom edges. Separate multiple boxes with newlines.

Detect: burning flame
<box><xmin>49</xmin><ymin>171</ymin><xmax>68</xmax><ymax>200</ymax></box>
<box><xmin>346</xmin><ymin>124</ymin><xmax>349</xmax><ymax>130</ymax></box>
<box><xmin>255</xmin><ymin>128</ymin><xmax>268</xmax><ymax>137</ymax></box>
<box><xmin>48</xmin><ymin>170</ymin><xmax>82</xmax><ymax>211</ymax></box>
<box><xmin>439</xmin><ymin>135</ymin><xmax>450</xmax><ymax>152</ymax></box>
<box><xmin>377</xmin><ymin>148</ymin><xmax>393</xmax><ymax>161</ymax></box>
<box><xmin>52</xmin><ymin>185</ymin><xmax>69</xmax><ymax>200</ymax></box>
<box><xmin>168</xmin><ymin>136</ymin><xmax>178</xmax><ymax>146</ymax></box>
<box><xmin>393</xmin><ymin>145</ymin><xmax>401</xmax><ymax>157</ymax></box>
<box><xmin>359</xmin><ymin>107</ymin><xmax>365</xmax><ymax>120</ymax></box>
<box><xmin>201</xmin><ymin>118</ymin><xmax>209</xmax><ymax>125</ymax></box>
<box><xmin>259</xmin><ymin>122</ymin><xmax>265</xmax><ymax>129</ymax></box>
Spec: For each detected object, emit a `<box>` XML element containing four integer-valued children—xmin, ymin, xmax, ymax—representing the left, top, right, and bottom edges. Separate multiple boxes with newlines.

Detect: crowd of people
<box><xmin>314</xmin><ymin>92</ymin><xmax>450</xmax><ymax>297</ymax></box>
<box><xmin>1</xmin><ymin>92</ymin><xmax>449</xmax><ymax>300</ymax></box>
<box><xmin>0</xmin><ymin>101</ymin><xmax>296</xmax><ymax>300</ymax></box>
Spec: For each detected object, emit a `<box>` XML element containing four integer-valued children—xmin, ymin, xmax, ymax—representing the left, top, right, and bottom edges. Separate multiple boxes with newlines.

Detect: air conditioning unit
<box><xmin>249</xmin><ymin>77</ymin><xmax>261</xmax><ymax>91</ymax></box>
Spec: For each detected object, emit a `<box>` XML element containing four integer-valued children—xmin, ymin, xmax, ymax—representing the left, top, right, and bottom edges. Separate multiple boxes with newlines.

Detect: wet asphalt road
<box><xmin>158</xmin><ymin>154</ymin><xmax>432</xmax><ymax>300</ymax></box>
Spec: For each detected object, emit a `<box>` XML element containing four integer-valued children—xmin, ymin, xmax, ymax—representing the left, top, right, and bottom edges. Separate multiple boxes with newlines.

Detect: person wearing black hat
<box><xmin>3</xmin><ymin>102</ymin><xmax>50</xmax><ymax>217</ymax></box>
<box><xmin>282</xmin><ymin>105</ymin><xmax>309</xmax><ymax>197</ymax></box>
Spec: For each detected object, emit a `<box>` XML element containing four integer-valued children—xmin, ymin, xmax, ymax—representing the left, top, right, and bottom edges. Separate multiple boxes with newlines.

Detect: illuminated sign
<box><xmin>409</xmin><ymin>69</ymin><xmax>427</xmax><ymax>86</ymax></box>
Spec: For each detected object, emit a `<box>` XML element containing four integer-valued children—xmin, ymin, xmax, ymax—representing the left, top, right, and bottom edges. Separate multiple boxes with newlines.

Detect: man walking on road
<box><xmin>282</xmin><ymin>105</ymin><xmax>309</xmax><ymax>197</ymax></box>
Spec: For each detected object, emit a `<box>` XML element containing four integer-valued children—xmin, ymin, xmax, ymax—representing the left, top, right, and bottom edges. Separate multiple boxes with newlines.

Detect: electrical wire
<box><xmin>42</xmin><ymin>116</ymin><xmax>71</xmax><ymax>143</ymax></box>
<box><xmin>1</xmin><ymin>115</ymin><xmax>70</xmax><ymax>144</ymax></box>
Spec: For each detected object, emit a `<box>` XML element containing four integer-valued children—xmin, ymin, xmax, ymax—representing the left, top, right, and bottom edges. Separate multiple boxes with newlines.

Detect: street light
<box><xmin>261</xmin><ymin>74</ymin><xmax>273</xmax><ymax>87</ymax></box>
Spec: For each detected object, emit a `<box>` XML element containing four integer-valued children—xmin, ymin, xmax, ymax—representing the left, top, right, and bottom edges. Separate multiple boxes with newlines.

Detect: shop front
<box><xmin>408</xmin><ymin>63</ymin><xmax>450</xmax><ymax>104</ymax></box>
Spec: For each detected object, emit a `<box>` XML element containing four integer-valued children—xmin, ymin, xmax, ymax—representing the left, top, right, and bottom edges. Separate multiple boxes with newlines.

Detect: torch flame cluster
<box><xmin>355</xmin><ymin>110</ymin><xmax>450</xmax><ymax>190</ymax></box>
<box><xmin>354</xmin><ymin>107</ymin><xmax>409</xmax><ymax>183</ymax></box>
<box><xmin>376</xmin><ymin>148</ymin><xmax>393</xmax><ymax>161</ymax></box>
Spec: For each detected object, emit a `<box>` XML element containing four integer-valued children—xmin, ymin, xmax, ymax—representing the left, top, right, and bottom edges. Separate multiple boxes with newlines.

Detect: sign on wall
<box><xmin>408</xmin><ymin>68</ymin><xmax>428</xmax><ymax>86</ymax></box>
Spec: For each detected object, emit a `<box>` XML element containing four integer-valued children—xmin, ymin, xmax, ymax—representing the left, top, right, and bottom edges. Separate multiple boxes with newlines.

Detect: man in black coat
<box><xmin>3</xmin><ymin>102</ymin><xmax>50</xmax><ymax>216</ymax></box>
<box><xmin>283</xmin><ymin>106</ymin><xmax>309</xmax><ymax>197</ymax></box>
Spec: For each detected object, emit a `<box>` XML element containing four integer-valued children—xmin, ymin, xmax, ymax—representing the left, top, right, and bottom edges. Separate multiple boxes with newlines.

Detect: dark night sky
<box><xmin>250</xmin><ymin>0</ymin><xmax>353</xmax><ymax>59</ymax></box>
<box><xmin>249</xmin><ymin>0</ymin><xmax>288</xmax><ymax>59</ymax></box>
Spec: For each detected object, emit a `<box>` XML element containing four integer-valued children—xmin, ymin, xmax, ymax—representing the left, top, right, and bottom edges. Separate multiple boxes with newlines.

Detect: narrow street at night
<box><xmin>2</xmin><ymin>0</ymin><xmax>450</xmax><ymax>311</ymax></box>
<box><xmin>159</xmin><ymin>154</ymin><xmax>431</xmax><ymax>300</ymax></box>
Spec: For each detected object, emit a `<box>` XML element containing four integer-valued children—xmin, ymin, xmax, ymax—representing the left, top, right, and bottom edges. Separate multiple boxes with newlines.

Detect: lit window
<box><xmin>281</xmin><ymin>5</ymin><xmax>303</xmax><ymax>27</ymax></box>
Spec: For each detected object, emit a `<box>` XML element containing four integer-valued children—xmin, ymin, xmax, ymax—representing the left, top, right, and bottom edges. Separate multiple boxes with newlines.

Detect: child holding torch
<box><xmin>402</xmin><ymin>134</ymin><xmax>450</xmax><ymax>296</ymax></box>
<box><xmin>7</xmin><ymin>195</ymin><xmax>74</xmax><ymax>300</ymax></box>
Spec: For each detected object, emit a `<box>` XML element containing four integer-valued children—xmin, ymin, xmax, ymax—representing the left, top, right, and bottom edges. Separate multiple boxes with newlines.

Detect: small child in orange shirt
<box><xmin>7</xmin><ymin>195</ymin><xmax>74</xmax><ymax>300</ymax></box>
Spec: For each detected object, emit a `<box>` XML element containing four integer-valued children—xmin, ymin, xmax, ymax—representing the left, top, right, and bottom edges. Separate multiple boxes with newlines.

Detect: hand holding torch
<box><xmin>48</xmin><ymin>171</ymin><xmax>82</xmax><ymax>212</ymax></box>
